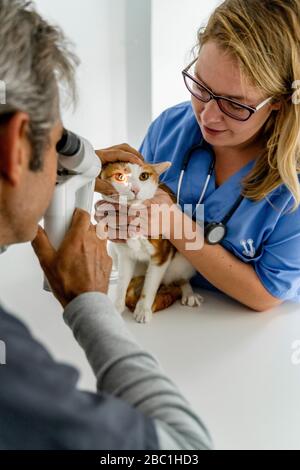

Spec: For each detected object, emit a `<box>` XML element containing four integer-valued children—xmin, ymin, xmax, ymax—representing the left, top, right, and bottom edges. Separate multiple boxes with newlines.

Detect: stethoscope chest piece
<box><xmin>204</xmin><ymin>222</ymin><xmax>227</xmax><ymax>245</ymax></box>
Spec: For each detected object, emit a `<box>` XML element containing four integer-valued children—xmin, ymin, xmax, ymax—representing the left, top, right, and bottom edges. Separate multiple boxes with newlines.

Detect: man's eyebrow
<box><xmin>194</xmin><ymin>71</ymin><xmax>247</xmax><ymax>101</ymax></box>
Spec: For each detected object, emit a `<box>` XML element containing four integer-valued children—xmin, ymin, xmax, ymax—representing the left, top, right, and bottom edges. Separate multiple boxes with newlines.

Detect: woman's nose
<box><xmin>199</xmin><ymin>99</ymin><xmax>224</xmax><ymax>123</ymax></box>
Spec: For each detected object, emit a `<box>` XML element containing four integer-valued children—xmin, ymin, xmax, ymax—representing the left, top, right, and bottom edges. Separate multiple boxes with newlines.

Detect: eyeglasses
<box><xmin>182</xmin><ymin>58</ymin><xmax>273</xmax><ymax>122</ymax></box>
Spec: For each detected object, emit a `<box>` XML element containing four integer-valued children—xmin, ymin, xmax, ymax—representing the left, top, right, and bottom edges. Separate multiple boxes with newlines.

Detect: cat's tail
<box><xmin>125</xmin><ymin>276</ymin><xmax>182</xmax><ymax>313</ymax></box>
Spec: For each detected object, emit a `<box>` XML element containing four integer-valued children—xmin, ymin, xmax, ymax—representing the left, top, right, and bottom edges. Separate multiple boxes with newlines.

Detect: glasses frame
<box><xmin>182</xmin><ymin>58</ymin><xmax>273</xmax><ymax>122</ymax></box>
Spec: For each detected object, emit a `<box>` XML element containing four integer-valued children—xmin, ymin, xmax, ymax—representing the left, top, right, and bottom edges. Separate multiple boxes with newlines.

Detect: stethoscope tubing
<box><xmin>176</xmin><ymin>139</ymin><xmax>244</xmax><ymax>231</ymax></box>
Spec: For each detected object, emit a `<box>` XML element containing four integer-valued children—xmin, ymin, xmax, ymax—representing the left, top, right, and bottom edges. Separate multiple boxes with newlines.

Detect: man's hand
<box><xmin>32</xmin><ymin>208</ymin><xmax>113</xmax><ymax>308</ymax></box>
<box><xmin>95</xmin><ymin>143</ymin><xmax>144</xmax><ymax>195</ymax></box>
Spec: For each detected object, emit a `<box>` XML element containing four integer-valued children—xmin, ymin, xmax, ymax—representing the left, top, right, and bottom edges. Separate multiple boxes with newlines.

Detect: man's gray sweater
<box><xmin>0</xmin><ymin>292</ymin><xmax>212</xmax><ymax>450</ymax></box>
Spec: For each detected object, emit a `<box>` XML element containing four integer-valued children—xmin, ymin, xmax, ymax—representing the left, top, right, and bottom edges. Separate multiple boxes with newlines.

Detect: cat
<box><xmin>95</xmin><ymin>160</ymin><xmax>204</xmax><ymax>323</ymax></box>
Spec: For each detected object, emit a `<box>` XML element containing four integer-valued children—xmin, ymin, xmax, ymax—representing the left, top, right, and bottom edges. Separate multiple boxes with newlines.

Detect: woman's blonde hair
<box><xmin>198</xmin><ymin>0</ymin><xmax>300</xmax><ymax>211</ymax></box>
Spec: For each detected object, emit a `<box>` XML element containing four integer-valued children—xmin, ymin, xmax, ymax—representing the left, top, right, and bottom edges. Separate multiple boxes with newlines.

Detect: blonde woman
<box><xmin>96</xmin><ymin>0</ymin><xmax>300</xmax><ymax>313</ymax></box>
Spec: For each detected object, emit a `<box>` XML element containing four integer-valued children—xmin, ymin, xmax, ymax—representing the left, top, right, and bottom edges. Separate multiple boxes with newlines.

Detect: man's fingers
<box><xmin>92</xmin><ymin>223</ymin><xmax>109</xmax><ymax>246</ymax></box>
<box><xmin>31</xmin><ymin>226</ymin><xmax>56</xmax><ymax>268</ymax></box>
<box><xmin>91</xmin><ymin>222</ymin><xmax>107</xmax><ymax>240</ymax></box>
<box><xmin>69</xmin><ymin>208</ymin><xmax>91</xmax><ymax>235</ymax></box>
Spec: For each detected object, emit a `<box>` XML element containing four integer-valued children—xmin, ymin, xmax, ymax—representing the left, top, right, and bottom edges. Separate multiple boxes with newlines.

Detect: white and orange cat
<box><xmin>96</xmin><ymin>160</ymin><xmax>203</xmax><ymax>323</ymax></box>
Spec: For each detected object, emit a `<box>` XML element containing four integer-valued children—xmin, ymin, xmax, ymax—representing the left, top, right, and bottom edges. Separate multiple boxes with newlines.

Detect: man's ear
<box><xmin>0</xmin><ymin>112</ymin><xmax>31</xmax><ymax>186</ymax></box>
<box><xmin>151</xmin><ymin>161</ymin><xmax>172</xmax><ymax>176</ymax></box>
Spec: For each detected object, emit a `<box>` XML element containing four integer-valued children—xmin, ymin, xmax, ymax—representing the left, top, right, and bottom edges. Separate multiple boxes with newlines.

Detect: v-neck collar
<box><xmin>210</xmin><ymin>157</ymin><xmax>257</xmax><ymax>192</ymax></box>
<box><xmin>204</xmin><ymin>156</ymin><xmax>257</xmax><ymax>222</ymax></box>
<box><xmin>199</xmin><ymin>136</ymin><xmax>257</xmax><ymax>190</ymax></box>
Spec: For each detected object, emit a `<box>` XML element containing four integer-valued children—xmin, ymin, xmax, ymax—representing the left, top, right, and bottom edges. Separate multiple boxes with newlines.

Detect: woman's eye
<box><xmin>227</xmin><ymin>102</ymin><xmax>244</xmax><ymax>111</ymax></box>
<box><xmin>114</xmin><ymin>173</ymin><xmax>126</xmax><ymax>182</ymax></box>
<box><xmin>193</xmin><ymin>83</ymin><xmax>206</xmax><ymax>94</ymax></box>
<box><xmin>139</xmin><ymin>172</ymin><xmax>149</xmax><ymax>181</ymax></box>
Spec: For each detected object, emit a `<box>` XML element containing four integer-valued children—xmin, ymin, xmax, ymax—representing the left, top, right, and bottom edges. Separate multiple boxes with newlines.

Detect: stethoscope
<box><xmin>176</xmin><ymin>138</ymin><xmax>244</xmax><ymax>245</ymax></box>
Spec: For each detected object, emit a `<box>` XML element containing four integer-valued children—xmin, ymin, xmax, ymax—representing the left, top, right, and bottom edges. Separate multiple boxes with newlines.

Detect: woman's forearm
<box><xmin>167</xmin><ymin>206</ymin><xmax>282</xmax><ymax>312</ymax></box>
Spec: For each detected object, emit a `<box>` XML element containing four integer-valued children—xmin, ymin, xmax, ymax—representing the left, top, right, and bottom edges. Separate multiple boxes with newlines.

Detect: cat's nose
<box><xmin>131</xmin><ymin>186</ymin><xmax>139</xmax><ymax>196</ymax></box>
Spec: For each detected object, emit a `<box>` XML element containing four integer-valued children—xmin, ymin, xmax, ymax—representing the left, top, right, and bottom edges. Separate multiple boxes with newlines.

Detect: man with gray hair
<box><xmin>0</xmin><ymin>0</ymin><xmax>212</xmax><ymax>450</ymax></box>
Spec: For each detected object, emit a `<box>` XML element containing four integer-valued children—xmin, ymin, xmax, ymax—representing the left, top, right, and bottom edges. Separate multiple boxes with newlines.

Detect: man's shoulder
<box><xmin>0</xmin><ymin>304</ymin><xmax>30</xmax><ymax>336</ymax></box>
<box><xmin>0</xmin><ymin>303</ymin><xmax>78</xmax><ymax>382</ymax></box>
<box><xmin>0</xmin><ymin>304</ymin><xmax>46</xmax><ymax>373</ymax></box>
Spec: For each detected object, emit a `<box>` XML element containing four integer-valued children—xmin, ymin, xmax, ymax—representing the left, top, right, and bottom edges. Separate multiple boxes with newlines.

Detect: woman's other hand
<box><xmin>94</xmin><ymin>187</ymin><xmax>174</xmax><ymax>243</ymax></box>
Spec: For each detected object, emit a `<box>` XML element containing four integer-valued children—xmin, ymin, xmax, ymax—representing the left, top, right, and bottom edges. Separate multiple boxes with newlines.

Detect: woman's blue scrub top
<box><xmin>139</xmin><ymin>101</ymin><xmax>300</xmax><ymax>302</ymax></box>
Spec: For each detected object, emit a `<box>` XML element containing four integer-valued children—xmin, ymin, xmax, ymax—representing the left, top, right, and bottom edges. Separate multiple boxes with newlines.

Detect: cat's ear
<box><xmin>150</xmin><ymin>161</ymin><xmax>172</xmax><ymax>176</ymax></box>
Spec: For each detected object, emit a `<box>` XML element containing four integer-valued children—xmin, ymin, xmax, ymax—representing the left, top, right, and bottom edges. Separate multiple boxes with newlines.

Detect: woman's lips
<box><xmin>203</xmin><ymin>125</ymin><xmax>226</xmax><ymax>135</ymax></box>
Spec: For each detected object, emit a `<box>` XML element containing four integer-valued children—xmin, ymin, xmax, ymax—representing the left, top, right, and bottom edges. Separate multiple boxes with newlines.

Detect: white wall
<box><xmin>35</xmin><ymin>0</ymin><xmax>114</xmax><ymax>148</ymax></box>
<box><xmin>151</xmin><ymin>0</ymin><xmax>221</xmax><ymax>119</ymax></box>
<box><xmin>108</xmin><ymin>0</ymin><xmax>152</xmax><ymax>147</ymax></box>
<box><xmin>125</xmin><ymin>0</ymin><xmax>152</xmax><ymax>147</ymax></box>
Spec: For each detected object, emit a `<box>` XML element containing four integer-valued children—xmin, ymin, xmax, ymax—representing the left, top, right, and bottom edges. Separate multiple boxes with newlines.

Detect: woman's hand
<box><xmin>95</xmin><ymin>143</ymin><xmax>144</xmax><ymax>195</ymax></box>
<box><xmin>95</xmin><ymin>187</ymin><xmax>174</xmax><ymax>243</ymax></box>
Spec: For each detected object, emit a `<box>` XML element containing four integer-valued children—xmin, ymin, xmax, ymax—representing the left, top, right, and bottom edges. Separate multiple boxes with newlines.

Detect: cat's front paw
<box><xmin>133</xmin><ymin>301</ymin><xmax>153</xmax><ymax>324</ymax></box>
<box><xmin>181</xmin><ymin>293</ymin><xmax>204</xmax><ymax>307</ymax></box>
<box><xmin>114</xmin><ymin>300</ymin><xmax>126</xmax><ymax>314</ymax></box>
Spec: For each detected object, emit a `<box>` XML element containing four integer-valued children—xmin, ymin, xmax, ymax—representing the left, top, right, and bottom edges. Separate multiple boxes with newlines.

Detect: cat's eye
<box><xmin>113</xmin><ymin>173</ymin><xmax>127</xmax><ymax>182</ymax></box>
<box><xmin>139</xmin><ymin>172</ymin><xmax>150</xmax><ymax>181</ymax></box>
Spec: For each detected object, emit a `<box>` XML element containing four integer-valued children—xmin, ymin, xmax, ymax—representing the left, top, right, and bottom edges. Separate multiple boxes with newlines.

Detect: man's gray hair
<box><xmin>0</xmin><ymin>0</ymin><xmax>79</xmax><ymax>171</ymax></box>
